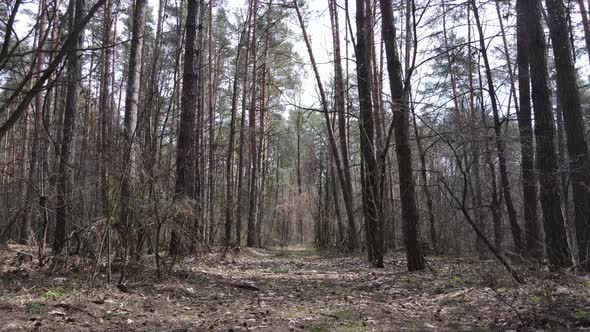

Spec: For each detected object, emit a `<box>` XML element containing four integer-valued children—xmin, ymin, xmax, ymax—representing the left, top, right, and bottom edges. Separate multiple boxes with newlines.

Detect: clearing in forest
<box><xmin>1</xmin><ymin>245</ymin><xmax>589</xmax><ymax>331</ymax></box>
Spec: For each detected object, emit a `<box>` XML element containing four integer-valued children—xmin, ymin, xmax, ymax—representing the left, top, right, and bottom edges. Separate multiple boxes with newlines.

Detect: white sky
<box><xmin>10</xmin><ymin>0</ymin><xmax>590</xmax><ymax>119</ymax></box>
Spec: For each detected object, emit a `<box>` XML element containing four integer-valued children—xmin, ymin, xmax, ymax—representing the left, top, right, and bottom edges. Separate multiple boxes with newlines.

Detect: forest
<box><xmin>1</xmin><ymin>0</ymin><xmax>590</xmax><ymax>329</ymax></box>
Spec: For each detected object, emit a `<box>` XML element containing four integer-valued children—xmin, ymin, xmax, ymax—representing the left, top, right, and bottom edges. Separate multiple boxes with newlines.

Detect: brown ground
<box><xmin>1</xmin><ymin>245</ymin><xmax>589</xmax><ymax>331</ymax></box>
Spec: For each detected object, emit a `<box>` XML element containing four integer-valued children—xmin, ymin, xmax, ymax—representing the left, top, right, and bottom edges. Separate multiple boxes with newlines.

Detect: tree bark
<box><xmin>576</xmin><ymin>0</ymin><xmax>590</xmax><ymax>64</ymax></box>
<box><xmin>515</xmin><ymin>0</ymin><xmax>541</xmax><ymax>257</ymax></box>
<box><xmin>379</xmin><ymin>0</ymin><xmax>425</xmax><ymax>271</ymax></box>
<box><xmin>328</xmin><ymin>0</ymin><xmax>357</xmax><ymax>250</ymax></box>
<box><xmin>355</xmin><ymin>0</ymin><xmax>383</xmax><ymax>267</ymax></box>
<box><xmin>246</xmin><ymin>0</ymin><xmax>259</xmax><ymax>248</ymax></box>
<box><xmin>224</xmin><ymin>22</ymin><xmax>248</xmax><ymax>246</ymax></box>
<box><xmin>53</xmin><ymin>0</ymin><xmax>83</xmax><ymax>253</ymax></box>
<box><xmin>545</xmin><ymin>0</ymin><xmax>590</xmax><ymax>270</ymax></box>
<box><xmin>98</xmin><ymin>0</ymin><xmax>113</xmax><ymax>219</ymax></box>
<box><xmin>296</xmin><ymin>110</ymin><xmax>303</xmax><ymax>244</ymax></box>
<box><xmin>524</xmin><ymin>0</ymin><xmax>572</xmax><ymax>268</ymax></box>
<box><xmin>176</xmin><ymin>0</ymin><xmax>199</xmax><ymax>199</ymax></box>
<box><xmin>411</xmin><ymin>105</ymin><xmax>436</xmax><ymax>252</ymax></box>
<box><xmin>21</xmin><ymin>0</ymin><xmax>49</xmax><ymax>243</ymax></box>
<box><xmin>236</xmin><ymin>0</ymin><xmax>254</xmax><ymax>247</ymax></box>
<box><xmin>120</xmin><ymin>0</ymin><xmax>146</xmax><ymax>253</ymax></box>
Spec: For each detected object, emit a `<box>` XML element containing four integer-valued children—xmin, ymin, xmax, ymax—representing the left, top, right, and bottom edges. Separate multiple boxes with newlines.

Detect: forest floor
<box><xmin>1</xmin><ymin>245</ymin><xmax>590</xmax><ymax>331</ymax></box>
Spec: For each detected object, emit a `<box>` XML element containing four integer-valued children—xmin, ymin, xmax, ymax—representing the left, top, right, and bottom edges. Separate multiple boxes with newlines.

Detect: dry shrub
<box><xmin>167</xmin><ymin>196</ymin><xmax>199</xmax><ymax>256</ymax></box>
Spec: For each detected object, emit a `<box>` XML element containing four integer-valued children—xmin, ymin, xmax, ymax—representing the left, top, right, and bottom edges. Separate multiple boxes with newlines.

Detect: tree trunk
<box><xmin>235</xmin><ymin>2</ymin><xmax>254</xmax><ymax>248</ymax></box>
<box><xmin>515</xmin><ymin>0</ymin><xmax>541</xmax><ymax>257</ymax></box>
<box><xmin>379</xmin><ymin>0</ymin><xmax>425</xmax><ymax>271</ymax></box>
<box><xmin>576</xmin><ymin>0</ymin><xmax>590</xmax><ymax>64</ymax></box>
<box><xmin>195</xmin><ymin>0</ymin><xmax>206</xmax><ymax>244</ymax></box>
<box><xmin>524</xmin><ymin>0</ymin><xmax>572</xmax><ymax>268</ymax></box>
<box><xmin>53</xmin><ymin>0</ymin><xmax>83</xmax><ymax>253</ymax></box>
<box><xmin>296</xmin><ymin>110</ymin><xmax>303</xmax><ymax>244</ymax></box>
<box><xmin>355</xmin><ymin>0</ymin><xmax>383</xmax><ymax>267</ymax></box>
<box><xmin>224</xmin><ymin>22</ymin><xmax>248</xmax><ymax>246</ymax></box>
<box><xmin>246</xmin><ymin>0</ymin><xmax>259</xmax><ymax>248</ymax></box>
<box><xmin>255</xmin><ymin>2</ymin><xmax>273</xmax><ymax>247</ymax></box>
<box><xmin>328</xmin><ymin>0</ymin><xmax>357</xmax><ymax>250</ymax></box>
<box><xmin>293</xmin><ymin>0</ymin><xmax>358</xmax><ymax>252</ymax></box>
<box><xmin>206</xmin><ymin>0</ymin><xmax>216</xmax><ymax>245</ymax></box>
<box><xmin>471</xmin><ymin>0</ymin><xmax>523</xmax><ymax>253</ymax></box>
<box><xmin>411</xmin><ymin>105</ymin><xmax>436</xmax><ymax>252</ymax></box>
<box><xmin>176</xmin><ymin>0</ymin><xmax>200</xmax><ymax>199</ymax></box>
<box><xmin>98</xmin><ymin>0</ymin><xmax>113</xmax><ymax>219</ymax></box>
<box><xmin>21</xmin><ymin>0</ymin><xmax>49</xmax><ymax>243</ymax></box>
<box><xmin>545</xmin><ymin>0</ymin><xmax>590</xmax><ymax>270</ymax></box>
<box><xmin>120</xmin><ymin>0</ymin><xmax>146</xmax><ymax>254</ymax></box>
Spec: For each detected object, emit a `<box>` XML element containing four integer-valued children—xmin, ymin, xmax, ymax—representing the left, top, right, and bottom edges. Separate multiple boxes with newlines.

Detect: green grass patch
<box><xmin>41</xmin><ymin>287</ymin><xmax>80</xmax><ymax>301</ymax></box>
<box><xmin>355</xmin><ymin>284</ymin><xmax>376</xmax><ymax>293</ymax></box>
<box><xmin>26</xmin><ymin>302</ymin><xmax>45</xmax><ymax>314</ymax></box>
<box><xmin>529</xmin><ymin>295</ymin><xmax>542</xmax><ymax>305</ymax></box>
<box><xmin>432</xmin><ymin>283</ymin><xmax>445</xmax><ymax>294</ymax></box>
<box><xmin>495</xmin><ymin>287</ymin><xmax>508</xmax><ymax>294</ymax></box>
<box><xmin>333</xmin><ymin>309</ymin><xmax>368</xmax><ymax>331</ymax></box>
<box><xmin>575</xmin><ymin>308</ymin><xmax>590</xmax><ymax>322</ymax></box>
<box><xmin>308</xmin><ymin>322</ymin><xmax>331</xmax><ymax>332</ymax></box>
<box><xmin>102</xmin><ymin>311</ymin><xmax>119</xmax><ymax>321</ymax></box>
<box><xmin>332</xmin><ymin>309</ymin><xmax>359</xmax><ymax>321</ymax></box>
<box><xmin>270</xmin><ymin>266</ymin><xmax>290</xmax><ymax>274</ymax></box>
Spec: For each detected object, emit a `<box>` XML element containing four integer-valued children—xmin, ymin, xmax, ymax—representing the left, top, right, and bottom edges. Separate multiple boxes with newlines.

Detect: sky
<box><xmin>10</xmin><ymin>0</ymin><xmax>590</xmax><ymax>120</ymax></box>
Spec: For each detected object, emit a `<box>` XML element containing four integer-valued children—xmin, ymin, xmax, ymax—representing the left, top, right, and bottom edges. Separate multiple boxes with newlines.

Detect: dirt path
<box><xmin>1</xmin><ymin>245</ymin><xmax>589</xmax><ymax>331</ymax></box>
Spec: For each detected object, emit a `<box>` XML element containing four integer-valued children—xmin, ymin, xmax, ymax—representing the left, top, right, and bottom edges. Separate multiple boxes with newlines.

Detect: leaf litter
<box><xmin>1</xmin><ymin>244</ymin><xmax>590</xmax><ymax>331</ymax></box>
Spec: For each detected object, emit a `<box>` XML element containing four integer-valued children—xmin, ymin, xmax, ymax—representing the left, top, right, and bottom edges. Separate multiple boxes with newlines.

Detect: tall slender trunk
<box><xmin>355</xmin><ymin>0</ymin><xmax>382</xmax><ymax>267</ymax></box>
<box><xmin>576</xmin><ymin>0</ymin><xmax>590</xmax><ymax>64</ymax></box>
<box><xmin>53</xmin><ymin>0</ymin><xmax>83</xmax><ymax>253</ymax></box>
<box><xmin>411</xmin><ymin>104</ymin><xmax>436</xmax><ymax>252</ymax></box>
<box><xmin>485</xmin><ymin>138</ymin><xmax>504</xmax><ymax>251</ymax></box>
<box><xmin>524</xmin><ymin>0</ymin><xmax>572</xmax><ymax>268</ymax></box>
<box><xmin>120</xmin><ymin>0</ymin><xmax>146</xmax><ymax>252</ymax></box>
<box><xmin>224</xmin><ymin>23</ymin><xmax>248</xmax><ymax>246</ymax></box>
<box><xmin>494</xmin><ymin>0</ymin><xmax>520</xmax><ymax>119</ymax></box>
<box><xmin>176</xmin><ymin>0</ymin><xmax>199</xmax><ymax>198</ymax></box>
<box><xmin>471</xmin><ymin>0</ymin><xmax>523</xmax><ymax>252</ymax></box>
<box><xmin>236</xmin><ymin>0</ymin><xmax>254</xmax><ymax>247</ymax></box>
<box><xmin>195</xmin><ymin>0</ymin><xmax>206</xmax><ymax>242</ymax></box>
<box><xmin>246</xmin><ymin>0</ymin><xmax>259</xmax><ymax>247</ymax></box>
<box><xmin>331</xmin><ymin>160</ymin><xmax>345</xmax><ymax>245</ymax></box>
<box><xmin>296</xmin><ymin>111</ymin><xmax>303</xmax><ymax>244</ymax></box>
<box><xmin>206</xmin><ymin>1</ymin><xmax>216</xmax><ymax>245</ymax></box>
<box><xmin>255</xmin><ymin>2</ymin><xmax>273</xmax><ymax>247</ymax></box>
<box><xmin>328</xmin><ymin>0</ymin><xmax>357</xmax><ymax>250</ymax></box>
<box><xmin>22</xmin><ymin>0</ymin><xmax>49</xmax><ymax>243</ymax></box>
<box><xmin>464</xmin><ymin>0</ymin><xmax>487</xmax><ymax>256</ymax></box>
<box><xmin>545</xmin><ymin>0</ymin><xmax>590</xmax><ymax>270</ymax></box>
<box><xmin>99</xmin><ymin>0</ymin><xmax>113</xmax><ymax>218</ymax></box>
<box><xmin>515</xmin><ymin>0</ymin><xmax>541</xmax><ymax>257</ymax></box>
<box><xmin>293</xmin><ymin>0</ymin><xmax>358</xmax><ymax>251</ymax></box>
<box><xmin>379</xmin><ymin>0</ymin><xmax>425</xmax><ymax>271</ymax></box>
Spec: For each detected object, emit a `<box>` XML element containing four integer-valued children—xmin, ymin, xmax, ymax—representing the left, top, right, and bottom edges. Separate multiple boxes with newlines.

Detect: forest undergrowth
<box><xmin>1</xmin><ymin>245</ymin><xmax>590</xmax><ymax>331</ymax></box>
